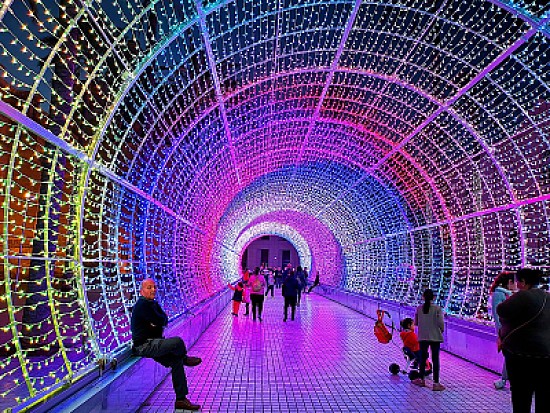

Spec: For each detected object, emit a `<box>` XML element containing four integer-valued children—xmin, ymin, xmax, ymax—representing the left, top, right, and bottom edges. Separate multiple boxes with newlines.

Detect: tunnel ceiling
<box><xmin>0</xmin><ymin>0</ymin><xmax>549</xmax><ymax>406</ymax></box>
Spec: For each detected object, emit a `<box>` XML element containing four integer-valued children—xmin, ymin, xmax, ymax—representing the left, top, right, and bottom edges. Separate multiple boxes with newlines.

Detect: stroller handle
<box><xmin>377</xmin><ymin>308</ymin><xmax>391</xmax><ymax>318</ymax></box>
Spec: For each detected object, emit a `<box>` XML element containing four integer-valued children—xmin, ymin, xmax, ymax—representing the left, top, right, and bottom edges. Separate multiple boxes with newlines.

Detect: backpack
<box><xmin>251</xmin><ymin>278</ymin><xmax>262</xmax><ymax>293</ymax></box>
<box><xmin>374</xmin><ymin>309</ymin><xmax>393</xmax><ymax>344</ymax></box>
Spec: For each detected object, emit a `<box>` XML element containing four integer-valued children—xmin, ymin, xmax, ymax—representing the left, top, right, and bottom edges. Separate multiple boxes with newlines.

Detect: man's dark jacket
<box><xmin>131</xmin><ymin>296</ymin><xmax>168</xmax><ymax>347</ymax></box>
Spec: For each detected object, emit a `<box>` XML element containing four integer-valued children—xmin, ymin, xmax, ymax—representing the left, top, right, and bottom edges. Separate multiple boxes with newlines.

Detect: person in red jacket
<box><xmin>228</xmin><ymin>282</ymin><xmax>244</xmax><ymax>316</ymax></box>
<box><xmin>400</xmin><ymin>318</ymin><xmax>421</xmax><ymax>363</ymax></box>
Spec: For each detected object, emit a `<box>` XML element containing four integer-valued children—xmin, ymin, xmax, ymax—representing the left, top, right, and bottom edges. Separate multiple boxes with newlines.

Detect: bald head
<box><xmin>140</xmin><ymin>279</ymin><xmax>157</xmax><ymax>300</ymax></box>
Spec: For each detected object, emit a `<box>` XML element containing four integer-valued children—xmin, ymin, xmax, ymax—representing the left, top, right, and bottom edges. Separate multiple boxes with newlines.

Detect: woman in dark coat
<box><xmin>282</xmin><ymin>271</ymin><xmax>299</xmax><ymax>321</ymax></box>
<box><xmin>497</xmin><ymin>268</ymin><xmax>549</xmax><ymax>413</ymax></box>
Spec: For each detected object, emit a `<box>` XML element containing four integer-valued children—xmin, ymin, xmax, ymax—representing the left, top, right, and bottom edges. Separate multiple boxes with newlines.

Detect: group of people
<box><xmin>398</xmin><ymin>268</ymin><xmax>549</xmax><ymax>413</ymax></box>
<box><xmin>129</xmin><ymin>267</ymin><xmax>547</xmax><ymax>413</ymax></box>
<box><xmin>228</xmin><ymin>263</ymin><xmax>321</xmax><ymax>322</ymax></box>
<box><xmin>128</xmin><ymin>264</ymin><xmax>321</xmax><ymax>411</ymax></box>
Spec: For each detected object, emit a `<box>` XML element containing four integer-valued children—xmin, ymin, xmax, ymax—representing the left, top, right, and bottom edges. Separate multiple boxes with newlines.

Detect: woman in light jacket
<box><xmin>413</xmin><ymin>288</ymin><xmax>445</xmax><ymax>391</ymax></box>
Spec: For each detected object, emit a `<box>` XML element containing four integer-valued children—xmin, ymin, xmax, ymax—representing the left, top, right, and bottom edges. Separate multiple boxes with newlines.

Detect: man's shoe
<box><xmin>494</xmin><ymin>379</ymin><xmax>505</xmax><ymax>390</ymax></box>
<box><xmin>183</xmin><ymin>356</ymin><xmax>202</xmax><ymax>367</ymax></box>
<box><xmin>175</xmin><ymin>397</ymin><xmax>200</xmax><ymax>410</ymax></box>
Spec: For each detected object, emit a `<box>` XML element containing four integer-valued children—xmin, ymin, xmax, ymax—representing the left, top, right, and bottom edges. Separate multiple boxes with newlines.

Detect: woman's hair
<box><xmin>254</xmin><ymin>267</ymin><xmax>260</xmax><ymax>275</ymax></box>
<box><xmin>516</xmin><ymin>268</ymin><xmax>543</xmax><ymax>286</ymax></box>
<box><xmin>238</xmin><ymin>281</ymin><xmax>243</xmax><ymax>288</ymax></box>
<box><xmin>400</xmin><ymin>317</ymin><xmax>414</xmax><ymax>330</ymax></box>
<box><xmin>296</xmin><ymin>266</ymin><xmax>303</xmax><ymax>272</ymax></box>
<box><xmin>422</xmin><ymin>289</ymin><xmax>434</xmax><ymax>314</ymax></box>
<box><xmin>489</xmin><ymin>271</ymin><xmax>515</xmax><ymax>293</ymax></box>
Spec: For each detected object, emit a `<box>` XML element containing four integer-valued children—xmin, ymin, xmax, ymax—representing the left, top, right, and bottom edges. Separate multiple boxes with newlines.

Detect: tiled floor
<box><xmin>139</xmin><ymin>292</ymin><xmax>514</xmax><ymax>413</ymax></box>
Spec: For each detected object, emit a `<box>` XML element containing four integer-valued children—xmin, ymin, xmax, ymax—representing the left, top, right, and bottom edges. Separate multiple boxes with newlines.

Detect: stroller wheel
<box><xmin>408</xmin><ymin>370</ymin><xmax>420</xmax><ymax>381</ymax></box>
<box><xmin>389</xmin><ymin>363</ymin><xmax>401</xmax><ymax>375</ymax></box>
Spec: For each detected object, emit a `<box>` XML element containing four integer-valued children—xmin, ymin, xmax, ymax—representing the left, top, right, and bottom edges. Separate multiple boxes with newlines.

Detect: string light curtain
<box><xmin>0</xmin><ymin>0</ymin><xmax>548</xmax><ymax>409</ymax></box>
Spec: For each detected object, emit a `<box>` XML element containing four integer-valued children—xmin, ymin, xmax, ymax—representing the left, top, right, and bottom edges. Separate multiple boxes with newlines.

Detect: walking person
<box><xmin>497</xmin><ymin>268</ymin><xmax>550</xmax><ymax>413</ymax></box>
<box><xmin>242</xmin><ymin>282</ymin><xmax>251</xmax><ymax>316</ymax></box>
<box><xmin>131</xmin><ymin>279</ymin><xmax>202</xmax><ymax>411</ymax></box>
<box><xmin>296</xmin><ymin>266</ymin><xmax>306</xmax><ymax>306</ymax></box>
<box><xmin>282</xmin><ymin>270</ymin><xmax>299</xmax><ymax>321</ymax></box>
<box><xmin>489</xmin><ymin>271</ymin><xmax>515</xmax><ymax>389</ymax></box>
<box><xmin>228</xmin><ymin>281</ymin><xmax>244</xmax><ymax>316</ymax></box>
<box><xmin>248</xmin><ymin>267</ymin><xmax>266</xmax><ymax>321</ymax></box>
<box><xmin>265</xmin><ymin>271</ymin><xmax>275</xmax><ymax>297</ymax></box>
<box><xmin>412</xmin><ymin>288</ymin><xmax>445</xmax><ymax>391</ymax></box>
<box><xmin>274</xmin><ymin>267</ymin><xmax>283</xmax><ymax>289</ymax></box>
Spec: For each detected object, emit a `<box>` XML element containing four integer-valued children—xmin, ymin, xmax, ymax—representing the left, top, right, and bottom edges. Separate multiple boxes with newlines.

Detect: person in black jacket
<box><xmin>282</xmin><ymin>271</ymin><xmax>300</xmax><ymax>321</ymax></box>
<box><xmin>131</xmin><ymin>279</ymin><xmax>202</xmax><ymax>411</ymax></box>
<box><xmin>497</xmin><ymin>268</ymin><xmax>550</xmax><ymax>413</ymax></box>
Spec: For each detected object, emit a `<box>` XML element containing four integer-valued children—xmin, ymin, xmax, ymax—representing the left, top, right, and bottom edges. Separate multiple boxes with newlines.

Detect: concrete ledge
<box><xmin>315</xmin><ymin>286</ymin><xmax>501</xmax><ymax>373</ymax></box>
<box><xmin>27</xmin><ymin>289</ymin><xmax>231</xmax><ymax>413</ymax></box>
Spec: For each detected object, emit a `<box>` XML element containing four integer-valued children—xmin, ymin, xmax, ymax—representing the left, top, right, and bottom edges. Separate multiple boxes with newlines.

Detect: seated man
<box><xmin>131</xmin><ymin>279</ymin><xmax>202</xmax><ymax>411</ymax></box>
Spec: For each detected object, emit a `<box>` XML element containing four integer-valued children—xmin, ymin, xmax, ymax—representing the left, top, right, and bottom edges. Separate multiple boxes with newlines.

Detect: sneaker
<box><xmin>183</xmin><ymin>356</ymin><xmax>202</xmax><ymax>367</ymax></box>
<box><xmin>174</xmin><ymin>397</ymin><xmax>200</xmax><ymax>411</ymax></box>
<box><xmin>494</xmin><ymin>379</ymin><xmax>506</xmax><ymax>390</ymax></box>
<box><xmin>432</xmin><ymin>383</ymin><xmax>446</xmax><ymax>391</ymax></box>
<box><xmin>411</xmin><ymin>378</ymin><xmax>426</xmax><ymax>387</ymax></box>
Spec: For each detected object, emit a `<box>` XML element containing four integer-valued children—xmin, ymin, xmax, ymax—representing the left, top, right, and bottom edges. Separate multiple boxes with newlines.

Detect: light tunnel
<box><xmin>0</xmin><ymin>0</ymin><xmax>549</xmax><ymax>408</ymax></box>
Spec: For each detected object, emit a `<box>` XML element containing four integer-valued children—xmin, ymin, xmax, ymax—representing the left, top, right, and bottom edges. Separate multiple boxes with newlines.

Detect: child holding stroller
<box><xmin>228</xmin><ymin>282</ymin><xmax>244</xmax><ymax>316</ymax></box>
<box><xmin>400</xmin><ymin>318</ymin><xmax>421</xmax><ymax>363</ymax></box>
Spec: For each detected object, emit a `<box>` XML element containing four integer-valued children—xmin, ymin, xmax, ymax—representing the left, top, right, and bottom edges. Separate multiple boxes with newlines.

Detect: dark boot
<box><xmin>175</xmin><ymin>397</ymin><xmax>200</xmax><ymax>410</ymax></box>
<box><xmin>183</xmin><ymin>356</ymin><xmax>202</xmax><ymax>367</ymax></box>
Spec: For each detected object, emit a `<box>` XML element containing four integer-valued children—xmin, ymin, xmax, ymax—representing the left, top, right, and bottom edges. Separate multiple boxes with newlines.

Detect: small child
<box><xmin>228</xmin><ymin>282</ymin><xmax>244</xmax><ymax>316</ymax></box>
<box><xmin>400</xmin><ymin>318</ymin><xmax>421</xmax><ymax>364</ymax></box>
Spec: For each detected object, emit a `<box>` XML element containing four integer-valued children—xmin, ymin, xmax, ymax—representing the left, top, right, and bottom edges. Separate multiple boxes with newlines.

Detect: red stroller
<box><xmin>374</xmin><ymin>309</ymin><xmax>394</xmax><ymax>344</ymax></box>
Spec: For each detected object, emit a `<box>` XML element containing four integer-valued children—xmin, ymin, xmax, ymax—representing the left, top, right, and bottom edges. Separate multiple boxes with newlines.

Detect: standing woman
<box><xmin>497</xmin><ymin>268</ymin><xmax>549</xmax><ymax>413</ymax></box>
<box><xmin>413</xmin><ymin>289</ymin><xmax>445</xmax><ymax>391</ymax></box>
<box><xmin>489</xmin><ymin>271</ymin><xmax>516</xmax><ymax>389</ymax></box>
<box><xmin>248</xmin><ymin>267</ymin><xmax>266</xmax><ymax>321</ymax></box>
